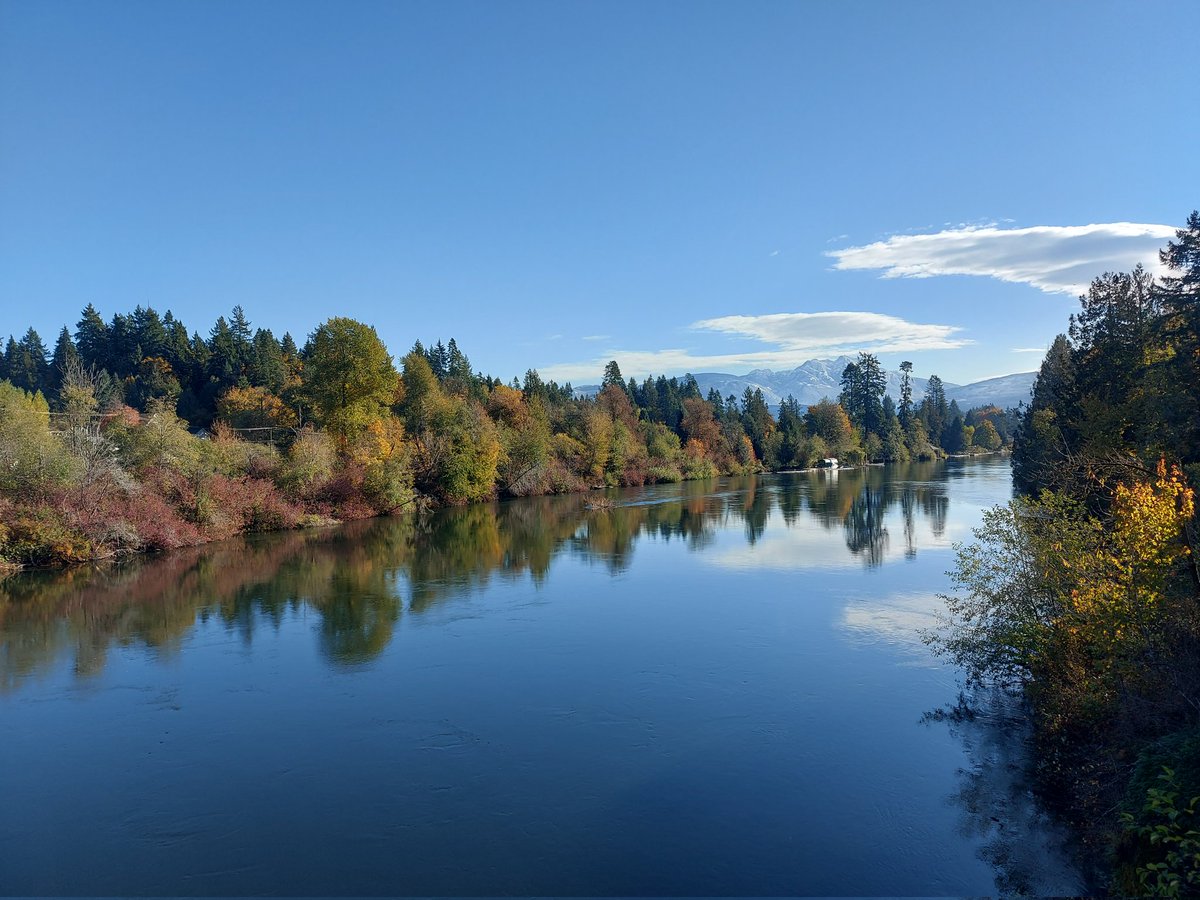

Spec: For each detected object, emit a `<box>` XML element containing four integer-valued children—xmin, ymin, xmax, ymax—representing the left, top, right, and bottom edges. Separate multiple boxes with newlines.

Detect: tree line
<box><xmin>0</xmin><ymin>292</ymin><xmax>1013</xmax><ymax>572</ymax></box>
<box><xmin>932</xmin><ymin>211</ymin><xmax>1200</xmax><ymax>894</ymax></box>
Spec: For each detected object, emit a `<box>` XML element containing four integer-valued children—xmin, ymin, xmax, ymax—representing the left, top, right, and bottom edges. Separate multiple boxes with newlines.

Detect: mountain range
<box><xmin>578</xmin><ymin>356</ymin><xmax>1037</xmax><ymax>412</ymax></box>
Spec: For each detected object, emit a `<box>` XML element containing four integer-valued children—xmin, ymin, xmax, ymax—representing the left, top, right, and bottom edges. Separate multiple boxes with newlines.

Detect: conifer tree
<box><xmin>75</xmin><ymin>304</ymin><xmax>109</xmax><ymax>370</ymax></box>
<box><xmin>49</xmin><ymin>327</ymin><xmax>81</xmax><ymax>402</ymax></box>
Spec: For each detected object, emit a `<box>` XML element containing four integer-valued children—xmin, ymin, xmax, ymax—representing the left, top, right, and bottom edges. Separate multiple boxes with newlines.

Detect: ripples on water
<box><xmin>0</xmin><ymin>457</ymin><xmax>1085</xmax><ymax>895</ymax></box>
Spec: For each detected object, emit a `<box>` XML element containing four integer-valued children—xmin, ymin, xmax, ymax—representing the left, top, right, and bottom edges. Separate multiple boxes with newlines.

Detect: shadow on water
<box><xmin>923</xmin><ymin>688</ymin><xmax>1091</xmax><ymax>896</ymax></box>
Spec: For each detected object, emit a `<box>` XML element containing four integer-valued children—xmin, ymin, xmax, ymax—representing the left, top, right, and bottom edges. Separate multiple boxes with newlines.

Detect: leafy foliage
<box><xmin>940</xmin><ymin>211</ymin><xmax>1200</xmax><ymax>890</ymax></box>
<box><xmin>1121</xmin><ymin>767</ymin><xmax>1200</xmax><ymax>898</ymax></box>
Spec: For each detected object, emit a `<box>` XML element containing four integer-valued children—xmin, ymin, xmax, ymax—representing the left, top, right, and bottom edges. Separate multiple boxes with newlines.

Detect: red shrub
<box><xmin>122</xmin><ymin>488</ymin><xmax>203</xmax><ymax>550</ymax></box>
<box><xmin>239</xmin><ymin>478</ymin><xmax>303</xmax><ymax>531</ymax></box>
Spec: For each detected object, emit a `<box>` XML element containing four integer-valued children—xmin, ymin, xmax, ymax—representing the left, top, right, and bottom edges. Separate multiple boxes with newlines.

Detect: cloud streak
<box><xmin>827</xmin><ymin>222</ymin><xmax>1175</xmax><ymax>295</ymax></box>
<box><xmin>537</xmin><ymin>311</ymin><xmax>969</xmax><ymax>382</ymax></box>
<box><xmin>695</xmin><ymin>311</ymin><xmax>966</xmax><ymax>353</ymax></box>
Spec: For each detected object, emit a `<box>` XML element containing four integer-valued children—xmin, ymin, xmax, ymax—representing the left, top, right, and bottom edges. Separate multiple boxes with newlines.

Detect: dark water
<box><xmin>0</xmin><ymin>457</ymin><xmax>1083</xmax><ymax>896</ymax></box>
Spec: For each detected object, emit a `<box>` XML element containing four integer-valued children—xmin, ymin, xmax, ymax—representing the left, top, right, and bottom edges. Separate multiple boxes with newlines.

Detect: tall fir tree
<box><xmin>75</xmin><ymin>304</ymin><xmax>109</xmax><ymax>370</ymax></box>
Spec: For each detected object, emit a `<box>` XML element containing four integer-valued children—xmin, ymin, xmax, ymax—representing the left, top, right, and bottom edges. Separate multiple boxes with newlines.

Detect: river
<box><xmin>0</xmin><ymin>456</ymin><xmax>1085</xmax><ymax>895</ymax></box>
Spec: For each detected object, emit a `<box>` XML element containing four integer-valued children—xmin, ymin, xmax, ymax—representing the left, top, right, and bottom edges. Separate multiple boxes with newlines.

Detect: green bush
<box><xmin>1120</xmin><ymin>761</ymin><xmax>1200</xmax><ymax>897</ymax></box>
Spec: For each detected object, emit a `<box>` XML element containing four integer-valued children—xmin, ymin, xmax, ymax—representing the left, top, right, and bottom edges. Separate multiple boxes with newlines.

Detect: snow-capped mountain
<box><xmin>942</xmin><ymin>373</ymin><xmax>1036</xmax><ymax>411</ymax></box>
<box><xmin>576</xmin><ymin>358</ymin><xmax>1037</xmax><ymax>412</ymax></box>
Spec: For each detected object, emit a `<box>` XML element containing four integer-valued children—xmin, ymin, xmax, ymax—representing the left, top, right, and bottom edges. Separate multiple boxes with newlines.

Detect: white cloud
<box><xmin>580</xmin><ymin>334</ymin><xmax>609</xmax><ymax>342</ymax></box>
<box><xmin>827</xmin><ymin>222</ymin><xmax>1175</xmax><ymax>295</ymax></box>
<box><xmin>695</xmin><ymin>311</ymin><xmax>966</xmax><ymax>353</ymax></box>
<box><xmin>536</xmin><ymin>311</ymin><xmax>970</xmax><ymax>382</ymax></box>
<box><xmin>1011</xmin><ymin>347</ymin><xmax>1047</xmax><ymax>354</ymax></box>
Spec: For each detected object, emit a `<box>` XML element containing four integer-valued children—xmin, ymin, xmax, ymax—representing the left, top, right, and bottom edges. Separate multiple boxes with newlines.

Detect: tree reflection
<box><xmin>844</xmin><ymin>486</ymin><xmax>889</xmax><ymax>567</ymax></box>
<box><xmin>925</xmin><ymin>688</ymin><xmax>1088</xmax><ymax>895</ymax></box>
<box><xmin>0</xmin><ymin>461</ymin><xmax>973</xmax><ymax>686</ymax></box>
<box><xmin>315</xmin><ymin>588</ymin><xmax>400</xmax><ymax>666</ymax></box>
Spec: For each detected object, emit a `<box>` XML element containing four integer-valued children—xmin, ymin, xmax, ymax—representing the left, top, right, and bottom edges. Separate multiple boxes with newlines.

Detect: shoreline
<box><xmin>1</xmin><ymin>454</ymin><xmax>1013</xmax><ymax>576</ymax></box>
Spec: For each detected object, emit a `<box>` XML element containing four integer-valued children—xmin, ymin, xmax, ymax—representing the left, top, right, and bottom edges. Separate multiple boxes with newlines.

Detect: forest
<box><xmin>3</xmin><ymin>214</ymin><xmax>1196</xmax><ymax>893</ymax></box>
<box><xmin>0</xmin><ymin>294</ymin><xmax>1010</xmax><ymax>570</ymax></box>
<box><xmin>932</xmin><ymin>211</ymin><xmax>1200</xmax><ymax>894</ymax></box>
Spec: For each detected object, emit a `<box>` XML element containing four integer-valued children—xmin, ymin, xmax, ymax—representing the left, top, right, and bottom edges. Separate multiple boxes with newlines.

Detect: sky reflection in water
<box><xmin>0</xmin><ymin>457</ymin><xmax>1084</xmax><ymax>896</ymax></box>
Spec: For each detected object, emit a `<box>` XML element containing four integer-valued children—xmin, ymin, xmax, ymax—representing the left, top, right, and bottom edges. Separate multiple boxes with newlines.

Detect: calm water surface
<box><xmin>0</xmin><ymin>457</ymin><xmax>1084</xmax><ymax>895</ymax></box>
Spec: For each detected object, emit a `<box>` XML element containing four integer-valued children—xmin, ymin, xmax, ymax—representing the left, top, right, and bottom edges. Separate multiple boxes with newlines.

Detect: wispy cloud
<box><xmin>580</xmin><ymin>334</ymin><xmax>609</xmax><ymax>342</ymax></box>
<box><xmin>695</xmin><ymin>311</ymin><xmax>966</xmax><ymax>353</ymax></box>
<box><xmin>827</xmin><ymin>222</ymin><xmax>1175</xmax><ymax>295</ymax></box>
<box><xmin>1011</xmin><ymin>347</ymin><xmax>1047</xmax><ymax>354</ymax></box>
<box><xmin>537</xmin><ymin>311</ymin><xmax>970</xmax><ymax>382</ymax></box>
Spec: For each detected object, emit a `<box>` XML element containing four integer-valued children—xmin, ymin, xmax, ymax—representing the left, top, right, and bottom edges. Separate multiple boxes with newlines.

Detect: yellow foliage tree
<box><xmin>217</xmin><ymin>385</ymin><xmax>298</xmax><ymax>430</ymax></box>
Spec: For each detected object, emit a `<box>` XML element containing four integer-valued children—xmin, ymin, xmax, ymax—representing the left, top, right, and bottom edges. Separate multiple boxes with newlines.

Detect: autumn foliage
<box><xmin>936</xmin><ymin>213</ymin><xmax>1200</xmax><ymax>891</ymax></box>
<box><xmin>2</xmin><ymin>305</ymin><xmax>1015</xmax><ymax>570</ymax></box>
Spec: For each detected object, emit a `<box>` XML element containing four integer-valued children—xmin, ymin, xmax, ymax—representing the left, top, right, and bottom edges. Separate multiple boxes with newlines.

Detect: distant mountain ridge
<box><xmin>577</xmin><ymin>356</ymin><xmax>1037</xmax><ymax>411</ymax></box>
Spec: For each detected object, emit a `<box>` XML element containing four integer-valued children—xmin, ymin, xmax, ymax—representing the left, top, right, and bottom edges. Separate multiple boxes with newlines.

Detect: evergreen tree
<box><xmin>840</xmin><ymin>353</ymin><xmax>886</xmax><ymax>437</ymax></box>
<box><xmin>857</xmin><ymin>352</ymin><xmax>887</xmax><ymax>436</ymax></box>
<box><xmin>131</xmin><ymin>305</ymin><xmax>167</xmax><ymax>359</ymax></box>
<box><xmin>445</xmin><ymin>338</ymin><xmax>474</xmax><ymax>395</ymax></box>
<box><xmin>777</xmin><ymin>395</ymin><xmax>807</xmax><ymax>467</ymax></box>
<box><xmin>427</xmin><ymin>340</ymin><xmax>449</xmax><ymax>379</ymax></box>
<box><xmin>0</xmin><ymin>336</ymin><xmax>15</xmax><ymax>385</ymax></box>
<box><xmin>229</xmin><ymin>305</ymin><xmax>253</xmax><ymax>346</ymax></box>
<box><xmin>280</xmin><ymin>332</ymin><xmax>299</xmax><ymax>358</ymax></box>
<box><xmin>899</xmin><ymin>360</ymin><xmax>914</xmax><ymax>428</ymax></box>
<box><xmin>522</xmin><ymin>368</ymin><xmax>544</xmax><ymax>398</ymax></box>
<box><xmin>942</xmin><ymin>413</ymin><xmax>968</xmax><ymax>454</ymax></box>
<box><xmin>882</xmin><ymin>394</ymin><xmax>897</xmax><ymax>429</ymax></box>
<box><xmin>48</xmin><ymin>327</ymin><xmax>81</xmax><ymax>402</ymax></box>
<box><xmin>1012</xmin><ymin>334</ymin><xmax>1077</xmax><ymax>494</ymax></box>
<box><xmin>740</xmin><ymin>387</ymin><xmax>775</xmax><ymax>459</ymax></box>
<box><xmin>248</xmin><ymin>328</ymin><xmax>287</xmax><ymax>393</ymax></box>
<box><xmin>207</xmin><ymin>317</ymin><xmax>239</xmax><ymax>384</ymax></box>
<box><xmin>74</xmin><ymin>304</ymin><xmax>109</xmax><ymax>369</ymax></box>
<box><xmin>640</xmin><ymin>376</ymin><xmax>660</xmax><ymax>422</ymax></box>
<box><xmin>106</xmin><ymin>312</ymin><xmax>140</xmax><ymax>377</ymax></box>
<box><xmin>9</xmin><ymin>328</ymin><xmax>49</xmax><ymax>393</ymax></box>
<box><xmin>706</xmin><ymin>387</ymin><xmax>724</xmax><ymax>416</ymax></box>
<box><xmin>161</xmin><ymin>313</ymin><xmax>194</xmax><ymax>376</ymax></box>
<box><xmin>840</xmin><ymin>361</ymin><xmax>862</xmax><ymax>424</ymax></box>
<box><xmin>601</xmin><ymin>360</ymin><xmax>624</xmax><ymax>391</ymax></box>
<box><xmin>1153</xmin><ymin>211</ymin><xmax>1200</xmax><ymax>463</ymax></box>
<box><xmin>920</xmin><ymin>375</ymin><xmax>948</xmax><ymax>446</ymax></box>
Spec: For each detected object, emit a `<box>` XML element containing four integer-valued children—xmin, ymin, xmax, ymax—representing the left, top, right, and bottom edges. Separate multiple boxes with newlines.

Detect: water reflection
<box><xmin>1</xmin><ymin>460</ymin><xmax>966</xmax><ymax>688</ymax></box>
<box><xmin>926</xmin><ymin>689</ymin><xmax>1089</xmax><ymax>895</ymax></box>
<box><xmin>3</xmin><ymin>456</ymin><xmax>1079</xmax><ymax>895</ymax></box>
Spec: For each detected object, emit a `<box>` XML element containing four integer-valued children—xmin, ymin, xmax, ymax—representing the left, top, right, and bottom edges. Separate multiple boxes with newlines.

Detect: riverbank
<box><xmin>0</xmin><ymin>463</ymin><xmax>745</xmax><ymax>573</ymax></box>
<box><xmin>0</xmin><ymin>451</ymin><xmax>1008</xmax><ymax>574</ymax></box>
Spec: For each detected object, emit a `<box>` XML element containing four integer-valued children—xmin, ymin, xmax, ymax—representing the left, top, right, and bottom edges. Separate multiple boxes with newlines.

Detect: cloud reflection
<box><xmin>0</xmin><ymin>461</ymin><xmax>1002</xmax><ymax>687</ymax></box>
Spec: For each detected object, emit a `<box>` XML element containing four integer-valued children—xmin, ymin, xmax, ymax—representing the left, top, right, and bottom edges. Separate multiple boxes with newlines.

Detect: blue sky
<box><xmin>2</xmin><ymin>0</ymin><xmax>1197</xmax><ymax>386</ymax></box>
